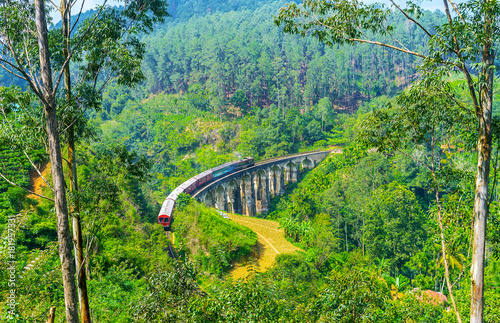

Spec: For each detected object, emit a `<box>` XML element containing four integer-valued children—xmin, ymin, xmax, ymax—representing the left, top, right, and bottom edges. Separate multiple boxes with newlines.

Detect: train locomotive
<box><xmin>158</xmin><ymin>157</ymin><xmax>254</xmax><ymax>230</ymax></box>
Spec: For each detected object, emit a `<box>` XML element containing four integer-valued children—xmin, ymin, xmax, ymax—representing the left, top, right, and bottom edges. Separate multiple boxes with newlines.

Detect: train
<box><xmin>158</xmin><ymin>157</ymin><xmax>255</xmax><ymax>230</ymax></box>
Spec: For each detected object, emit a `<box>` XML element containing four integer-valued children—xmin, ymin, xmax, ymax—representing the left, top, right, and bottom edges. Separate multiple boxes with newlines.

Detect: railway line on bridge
<box><xmin>158</xmin><ymin>149</ymin><xmax>333</xmax><ymax>230</ymax></box>
<box><xmin>191</xmin><ymin>150</ymin><xmax>332</xmax><ymax>216</ymax></box>
<box><xmin>158</xmin><ymin>149</ymin><xmax>337</xmax><ymax>274</ymax></box>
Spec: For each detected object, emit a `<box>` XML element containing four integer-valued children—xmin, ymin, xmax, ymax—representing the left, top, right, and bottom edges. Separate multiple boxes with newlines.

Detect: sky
<box><xmin>49</xmin><ymin>0</ymin><xmax>119</xmax><ymax>23</ymax></box>
<box><xmin>366</xmin><ymin>0</ymin><xmax>451</xmax><ymax>11</ymax></box>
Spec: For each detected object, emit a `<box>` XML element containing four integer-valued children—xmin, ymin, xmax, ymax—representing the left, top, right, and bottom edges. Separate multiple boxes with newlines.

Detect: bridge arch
<box><xmin>269</xmin><ymin>165</ymin><xmax>284</xmax><ymax>196</ymax></box>
<box><xmin>301</xmin><ymin>157</ymin><xmax>313</xmax><ymax>170</ymax></box>
<box><xmin>204</xmin><ymin>191</ymin><xmax>214</xmax><ymax>207</ymax></box>
<box><xmin>284</xmin><ymin>161</ymin><xmax>299</xmax><ymax>183</ymax></box>
<box><xmin>254</xmin><ymin>170</ymin><xmax>269</xmax><ymax>214</ymax></box>
<box><xmin>190</xmin><ymin>150</ymin><xmax>332</xmax><ymax>218</ymax></box>
<box><xmin>240</xmin><ymin>174</ymin><xmax>255</xmax><ymax>216</ymax></box>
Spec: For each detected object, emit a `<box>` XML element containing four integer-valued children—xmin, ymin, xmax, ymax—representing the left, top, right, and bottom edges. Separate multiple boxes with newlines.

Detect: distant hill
<box><xmin>169</xmin><ymin>0</ymin><xmax>278</xmax><ymax>19</ymax></box>
<box><xmin>1</xmin><ymin>0</ymin><xmax>443</xmax><ymax>111</ymax></box>
<box><xmin>50</xmin><ymin>8</ymin><xmax>98</xmax><ymax>30</ymax></box>
<box><xmin>141</xmin><ymin>3</ymin><xmax>444</xmax><ymax>110</ymax></box>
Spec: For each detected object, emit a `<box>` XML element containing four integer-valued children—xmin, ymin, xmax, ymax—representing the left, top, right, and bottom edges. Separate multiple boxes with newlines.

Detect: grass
<box><xmin>172</xmin><ymin>201</ymin><xmax>258</xmax><ymax>276</ymax></box>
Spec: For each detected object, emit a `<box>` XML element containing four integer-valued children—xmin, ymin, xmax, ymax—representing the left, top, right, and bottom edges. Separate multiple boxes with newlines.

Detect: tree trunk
<box><xmin>470</xmin><ymin>48</ymin><xmax>494</xmax><ymax>323</ymax></box>
<box><xmin>47</xmin><ymin>307</ymin><xmax>56</xmax><ymax>323</ymax></box>
<box><xmin>337</xmin><ymin>211</ymin><xmax>340</xmax><ymax>253</ymax></box>
<box><xmin>345</xmin><ymin>219</ymin><xmax>348</xmax><ymax>253</ymax></box>
<box><xmin>60</xmin><ymin>0</ymin><xmax>91</xmax><ymax>320</ymax></box>
<box><xmin>69</xmin><ymin>129</ymin><xmax>91</xmax><ymax>323</ymax></box>
<box><xmin>34</xmin><ymin>1</ymin><xmax>79</xmax><ymax>322</ymax></box>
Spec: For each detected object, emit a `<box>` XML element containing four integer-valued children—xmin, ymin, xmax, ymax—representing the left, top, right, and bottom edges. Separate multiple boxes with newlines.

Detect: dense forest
<box><xmin>1</xmin><ymin>0</ymin><xmax>500</xmax><ymax>322</ymax></box>
<box><xmin>141</xmin><ymin>3</ymin><xmax>439</xmax><ymax>111</ymax></box>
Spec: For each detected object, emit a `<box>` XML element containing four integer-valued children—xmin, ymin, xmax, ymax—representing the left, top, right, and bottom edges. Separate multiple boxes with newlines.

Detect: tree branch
<box><xmin>441</xmin><ymin>0</ymin><xmax>478</xmax><ymax>116</ymax></box>
<box><xmin>70</xmin><ymin>0</ymin><xmax>87</xmax><ymax>34</ymax></box>
<box><xmin>447</xmin><ymin>0</ymin><xmax>476</xmax><ymax>38</ymax></box>
<box><xmin>489</xmin><ymin>142</ymin><xmax>499</xmax><ymax>204</ymax></box>
<box><xmin>3</xmin><ymin>38</ymin><xmax>47</xmax><ymax>106</ymax></box>
<box><xmin>0</xmin><ymin>170</ymin><xmax>54</xmax><ymax>202</ymax></box>
<box><xmin>432</xmin><ymin>170</ymin><xmax>463</xmax><ymax>323</ymax></box>
<box><xmin>306</xmin><ymin>11</ymin><xmax>427</xmax><ymax>59</ymax></box>
<box><xmin>48</xmin><ymin>0</ymin><xmax>60</xmax><ymax>11</ymax></box>
<box><xmin>346</xmin><ymin>37</ymin><xmax>427</xmax><ymax>59</ymax></box>
<box><xmin>389</xmin><ymin>0</ymin><xmax>432</xmax><ymax>37</ymax></box>
<box><xmin>383</xmin><ymin>23</ymin><xmax>410</xmax><ymax>52</ymax></box>
<box><xmin>52</xmin><ymin>0</ymin><xmax>108</xmax><ymax>96</ymax></box>
<box><xmin>0</xmin><ymin>62</ymin><xmax>28</xmax><ymax>81</ymax></box>
<box><xmin>23</xmin><ymin>150</ymin><xmax>53</xmax><ymax>191</ymax></box>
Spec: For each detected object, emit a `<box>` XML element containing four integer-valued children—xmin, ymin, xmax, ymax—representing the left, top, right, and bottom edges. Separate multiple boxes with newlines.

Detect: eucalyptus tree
<box><xmin>275</xmin><ymin>1</ymin><xmax>499</xmax><ymax>322</ymax></box>
<box><xmin>57</xmin><ymin>2</ymin><xmax>167</xmax><ymax>321</ymax></box>
<box><xmin>0</xmin><ymin>0</ymin><xmax>167</xmax><ymax>322</ymax></box>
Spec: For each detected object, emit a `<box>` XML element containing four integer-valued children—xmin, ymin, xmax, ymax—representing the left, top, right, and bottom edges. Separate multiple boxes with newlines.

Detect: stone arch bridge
<box><xmin>192</xmin><ymin>150</ymin><xmax>332</xmax><ymax>217</ymax></box>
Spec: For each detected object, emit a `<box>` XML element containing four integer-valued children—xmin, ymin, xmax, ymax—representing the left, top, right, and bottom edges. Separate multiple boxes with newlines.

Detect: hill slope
<box><xmin>229</xmin><ymin>213</ymin><xmax>302</xmax><ymax>279</ymax></box>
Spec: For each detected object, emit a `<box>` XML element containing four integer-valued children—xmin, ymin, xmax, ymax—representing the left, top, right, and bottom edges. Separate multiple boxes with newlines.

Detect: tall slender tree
<box><xmin>0</xmin><ymin>0</ymin><xmax>167</xmax><ymax>321</ymax></box>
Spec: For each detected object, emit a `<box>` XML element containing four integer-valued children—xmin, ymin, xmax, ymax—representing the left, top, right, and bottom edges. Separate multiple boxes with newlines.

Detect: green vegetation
<box><xmin>0</xmin><ymin>144</ymin><xmax>171</xmax><ymax>321</ymax></box>
<box><xmin>93</xmin><ymin>86</ymin><xmax>359</xmax><ymax>197</ymax></box>
<box><xmin>0</xmin><ymin>148</ymin><xmax>43</xmax><ymax>217</ymax></box>
<box><xmin>173</xmin><ymin>201</ymin><xmax>257</xmax><ymax>276</ymax></box>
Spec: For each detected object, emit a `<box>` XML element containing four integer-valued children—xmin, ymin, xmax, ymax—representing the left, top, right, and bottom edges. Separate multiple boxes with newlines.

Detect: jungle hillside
<box><xmin>1</xmin><ymin>0</ymin><xmax>500</xmax><ymax>322</ymax></box>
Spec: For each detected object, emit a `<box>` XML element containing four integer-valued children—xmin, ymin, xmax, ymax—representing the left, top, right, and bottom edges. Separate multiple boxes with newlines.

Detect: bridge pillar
<box><xmin>204</xmin><ymin>191</ymin><xmax>215</xmax><ymax>208</ymax></box>
<box><xmin>284</xmin><ymin>162</ymin><xmax>297</xmax><ymax>184</ymax></box>
<box><xmin>268</xmin><ymin>169</ymin><xmax>276</xmax><ymax>198</ymax></box>
<box><xmin>275</xmin><ymin>167</ymin><xmax>284</xmax><ymax>195</ymax></box>
<box><xmin>215</xmin><ymin>186</ymin><xmax>226</xmax><ymax>211</ymax></box>
<box><xmin>254</xmin><ymin>173</ymin><xmax>262</xmax><ymax>214</ymax></box>
<box><xmin>291</xmin><ymin>163</ymin><xmax>298</xmax><ymax>183</ymax></box>
<box><xmin>260</xmin><ymin>173</ymin><xmax>269</xmax><ymax>213</ymax></box>
<box><xmin>244</xmin><ymin>175</ymin><xmax>255</xmax><ymax>217</ymax></box>
<box><xmin>254</xmin><ymin>171</ymin><xmax>269</xmax><ymax>214</ymax></box>
<box><xmin>240</xmin><ymin>181</ymin><xmax>246</xmax><ymax>215</ymax></box>
<box><xmin>284</xmin><ymin>164</ymin><xmax>290</xmax><ymax>184</ymax></box>
<box><xmin>227</xmin><ymin>193</ymin><xmax>234</xmax><ymax>213</ymax></box>
<box><xmin>226</xmin><ymin>180</ymin><xmax>239</xmax><ymax>214</ymax></box>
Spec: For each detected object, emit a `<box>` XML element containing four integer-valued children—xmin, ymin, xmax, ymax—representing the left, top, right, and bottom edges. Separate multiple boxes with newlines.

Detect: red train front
<box><xmin>157</xmin><ymin>157</ymin><xmax>255</xmax><ymax>231</ymax></box>
<box><xmin>158</xmin><ymin>199</ymin><xmax>175</xmax><ymax>230</ymax></box>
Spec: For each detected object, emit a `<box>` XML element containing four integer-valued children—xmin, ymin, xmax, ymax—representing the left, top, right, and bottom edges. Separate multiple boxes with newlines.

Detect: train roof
<box><xmin>212</xmin><ymin>161</ymin><xmax>235</xmax><ymax>172</ymax></box>
<box><xmin>167</xmin><ymin>187</ymin><xmax>183</xmax><ymax>199</ymax></box>
<box><xmin>159</xmin><ymin>199</ymin><xmax>174</xmax><ymax>216</ymax></box>
<box><xmin>180</xmin><ymin>178</ymin><xmax>197</xmax><ymax>187</ymax></box>
<box><xmin>198</xmin><ymin>170</ymin><xmax>212</xmax><ymax>178</ymax></box>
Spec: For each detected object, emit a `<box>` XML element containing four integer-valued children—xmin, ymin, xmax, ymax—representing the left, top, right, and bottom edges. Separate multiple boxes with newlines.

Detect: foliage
<box><xmin>134</xmin><ymin>260</ymin><xmax>199</xmax><ymax>322</ymax></box>
<box><xmin>2</xmin><ymin>1</ymin><xmax>500</xmax><ymax>321</ymax></box>
<box><xmin>364</xmin><ymin>182</ymin><xmax>426</xmax><ymax>269</ymax></box>
<box><xmin>310</xmin><ymin>267</ymin><xmax>389</xmax><ymax>323</ymax></box>
<box><xmin>176</xmin><ymin>193</ymin><xmax>191</xmax><ymax>211</ymax></box>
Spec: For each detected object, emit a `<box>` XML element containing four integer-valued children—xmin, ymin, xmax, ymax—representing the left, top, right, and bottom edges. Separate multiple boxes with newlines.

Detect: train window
<box><xmin>159</xmin><ymin>218</ymin><xmax>163</xmax><ymax>223</ymax></box>
<box><xmin>165</xmin><ymin>218</ymin><xmax>169</xmax><ymax>223</ymax></box>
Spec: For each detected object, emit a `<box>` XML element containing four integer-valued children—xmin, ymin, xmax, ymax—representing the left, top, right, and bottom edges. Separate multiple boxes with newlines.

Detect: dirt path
<box><xmin>228</xmin><ymin>213</ymin><xmax>302</xmax><ymax>280</ymax></box>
